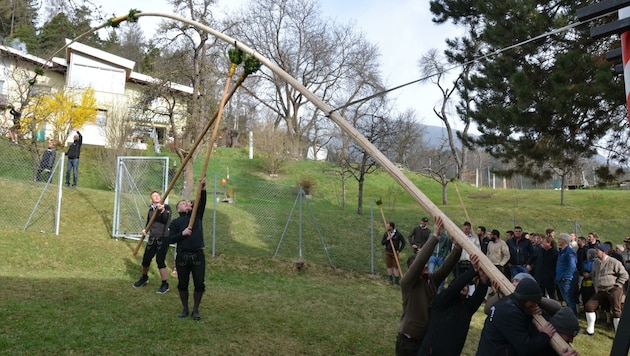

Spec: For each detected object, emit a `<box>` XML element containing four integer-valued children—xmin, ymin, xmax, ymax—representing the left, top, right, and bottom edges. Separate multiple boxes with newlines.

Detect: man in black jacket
<box><xmin>382</xmin><ymin>222</ymin><xmax>405</xmax><ymax>285</ymax></box>
<box><xmin>167</xmin><ymin>178</ymin><xmax>207</xmax><ymax>320</ymax></box>
<box><xmin>65</xmin><ymin>131</ymin><xmax>82</xmax><ymax>187</ymax></box>
<box><xmin>476</xmin><ymin>278</ymin><xmax>556</xmax><ymax>355</ymax></box>
<box><xmin>36</xmin><ymin>140</ymin><xmax>56</xmax><ymax>182</ymax></box>
<box><xmin>418</xmin><ymin>254</ymin><xmax>488</xmax><ymax>355</ymax></box>
<box><xmin>133</xmin><ymin>191</ymin><xmax>172</xmax><ymax>294</ymax></box>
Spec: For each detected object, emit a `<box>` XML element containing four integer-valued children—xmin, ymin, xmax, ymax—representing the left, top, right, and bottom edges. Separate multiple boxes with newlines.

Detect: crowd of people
<box><xmin>385</xmin><ymin>215</ymin><xmax>630</xmax><ymax>355</ymax></box>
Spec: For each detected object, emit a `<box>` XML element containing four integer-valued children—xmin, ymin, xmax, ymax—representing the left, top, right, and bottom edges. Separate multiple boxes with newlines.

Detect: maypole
<box><xmin>64</xmin><ymin>10</ymin><xmax>571</xmax><ymax>353</ymax></box>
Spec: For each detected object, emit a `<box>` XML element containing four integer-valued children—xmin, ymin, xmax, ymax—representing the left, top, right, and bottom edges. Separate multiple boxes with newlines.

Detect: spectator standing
<box><xmin>65</xmin><ymin>131</ymin><xmax>82</xmax><ymax>188</ymax></box>
<box><xmin>36</xmin><ymin>140</ymin><xmax>56</xmax><ymax>182</ymax></box>
<box><xmin>382</xmin><ymin>222</ymin><xmax>405</xmax><ymax>285</ymax></box>
<box><xmin>8</xmin><ymin>105</ymin><xmax>20</xmax><ymax>144</ymax></box>
<box><xmin>584</xmin><ymin>244</ymin><xmax>629</xmax><ymax>335</ymax></box>
<box><xmin>569</xmin><ymin>233</ymin><xmax>579</xmax><ymax>252</ymax></box>
<box><xmin>531</xmin><ymin>235</ymin><xmax>558</xmax><ymax>300</ymax></box>
<box><xmin>580</xmin><ymin>248</ymin><xmax>597</xmax><ymax>309</ymax></box>
<box><xmin>586</xmin><ymin>232</ymin><xmax>600</xmax><ymax>250</ymax></box>
<box><xmin>417</xmin><ymin>254</ymin><xmax>489</xmax><ymax>356</ymax></box>
<box><xmin>478</xmin><ymin>225</ymin><xmax>489</xmax><ymax>254</ymax></box>
<box><xmin>505</xmin><ymin>230</ymin><xmax>515</xmax><ymax>240</ymax></box>
<box><xmin>486</xmin><ymin>229</ymin><xmax>510</xmax><ymax>280</ymax></box>
<box><xmin>408</xmin><ymin>217</ymin><xmax>431</xmax><ymax>253</ymax></box>
<box><xmin>395</xmin><ymin>216</ymin><xmax>461</xmax><ymax>356</ymax></box>
<box><xmin>604</xmin><ymin>241</ymin><xmax>625</xmax><ymax>265</ymax></box>
<box><xmin>455</xmin><ymin>221</ymin><xmax>481</xmax><ymax>279</ymax></box>
<box><xmin>428</xmin><ymin>230</ymin><xmax>452</xmax><ymax>291</ymax></box>
<box><xmin>506</xmin><ymin>226</ymin><xmax>534</xmax><ymax>278</ymax></box>
<box><xmin>556</xmin><ymin>233</ymin><xmax>578</xmax><ymax>315</ymax></box>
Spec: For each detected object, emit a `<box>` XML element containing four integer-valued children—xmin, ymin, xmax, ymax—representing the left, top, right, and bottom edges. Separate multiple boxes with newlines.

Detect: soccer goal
<box><xmin>112</xmin><ymin>156</ymin><xmax>169</xmax><ymax>240</ymax></box>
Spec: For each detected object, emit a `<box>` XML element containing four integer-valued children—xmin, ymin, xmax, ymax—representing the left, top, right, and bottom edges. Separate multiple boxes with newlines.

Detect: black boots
<box><xmin>178</xmin><ymin>290</ymin><xmax>189</xmax><ymax>318</ymax></box>
<box><xmin>192</xmin><ymin>291</ymin><xmax>203</xmax><ymax>320</ymax></box>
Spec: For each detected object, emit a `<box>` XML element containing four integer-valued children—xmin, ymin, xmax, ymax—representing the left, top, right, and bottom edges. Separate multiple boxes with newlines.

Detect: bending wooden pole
<box><xmin>109</xmin><ymin>11</ymin><xmax>572</xmax><ymax>353</ymax></box>
<box><xmin>188</xmin><ymin>54</ymin><xmax>240</xmax><ymax>228</ymax></box>
<box><xmin>132</xmin><ymin>72</ymin><xmax>248</xmax><ymax>255</ymax></box>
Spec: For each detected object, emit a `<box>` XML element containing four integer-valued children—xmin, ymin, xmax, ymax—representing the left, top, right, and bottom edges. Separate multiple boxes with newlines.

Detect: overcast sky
<box><xmin>101</xmin><ymin>0</ymin><xmax>465</xmax><ymax>129</ymax></box>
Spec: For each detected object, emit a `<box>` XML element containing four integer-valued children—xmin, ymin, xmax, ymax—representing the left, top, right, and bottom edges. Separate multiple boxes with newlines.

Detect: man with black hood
<box><xmin>476</xmin><ymin>278</ymin><xmax>556</xmax><ymax>355</ymax></box>
<box><xmin>417</xmin><ymin>253</ymin><xmax>488</xmax><ymax>355</ymax></box>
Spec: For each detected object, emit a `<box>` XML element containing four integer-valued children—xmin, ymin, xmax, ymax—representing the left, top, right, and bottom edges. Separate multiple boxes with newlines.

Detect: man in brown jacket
<box><xmin>395</xmin><ymin>216</ymin><xmax>462</xmax><ymax>356</ymax></box>
<box><xmin>584</xmin><ymin>243</ymin><xmax>629</xmax><ymax>335</ymax></box>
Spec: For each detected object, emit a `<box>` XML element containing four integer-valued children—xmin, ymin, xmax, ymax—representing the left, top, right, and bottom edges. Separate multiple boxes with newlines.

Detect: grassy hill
<box><xmin>0</xmin><ymin>142</ymin><xmax>626</xmax><ymax>354</ymax></box>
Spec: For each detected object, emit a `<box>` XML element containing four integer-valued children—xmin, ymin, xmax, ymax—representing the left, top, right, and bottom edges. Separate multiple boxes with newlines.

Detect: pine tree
<box><xmin>431</xmin><ymin>0</ymin><xmax>626</xmax><ymax>204</ymax></box>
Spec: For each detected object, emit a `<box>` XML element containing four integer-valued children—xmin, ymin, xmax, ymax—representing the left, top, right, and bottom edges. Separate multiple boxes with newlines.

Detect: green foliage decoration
<box><xmin>228</xmin><ymin>47</ymin><xmax>244</xmax><ymax>66</ymax></box>
<box><xmin>243</xmin><ymin>55</ymin><xmax>262</xmax><ymax>75</ymax></box>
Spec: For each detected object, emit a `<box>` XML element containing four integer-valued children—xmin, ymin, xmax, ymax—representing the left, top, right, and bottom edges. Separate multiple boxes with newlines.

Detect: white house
<box><xmin>0</xmin><ymin>39</ymin><xmax>193</xmax><ymax>148</ymax></box>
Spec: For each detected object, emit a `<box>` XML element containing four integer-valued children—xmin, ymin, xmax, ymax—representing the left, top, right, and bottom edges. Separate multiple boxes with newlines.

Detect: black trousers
<box><xmin>176</xmin><ymin>250</ymin><xmax>205</xmax><ymax>293</ymax></box>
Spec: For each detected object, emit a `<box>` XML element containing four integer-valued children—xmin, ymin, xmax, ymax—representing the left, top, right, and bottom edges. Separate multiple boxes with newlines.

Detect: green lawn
<box><xmin>0</xmin><ymin>144</ymin><xmax>626</xmax><ymax>354</ymax></box>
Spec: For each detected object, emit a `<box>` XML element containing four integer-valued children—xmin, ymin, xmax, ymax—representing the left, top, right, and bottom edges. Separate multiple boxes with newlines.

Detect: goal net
<box><xmin>112</xmin><ymin>156</ymin><xmax>169</xmax><ymax>240</ymax></box>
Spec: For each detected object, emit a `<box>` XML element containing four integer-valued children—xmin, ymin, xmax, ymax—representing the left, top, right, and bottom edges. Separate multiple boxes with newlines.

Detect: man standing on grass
<box><xmin>65</xmin><ymin>130</ymin><xmax>82</xmax><ymax>188</ymax></box>
<box><xmin>408</xmin><ymin>217</ymin><xmax>431</xmax><ymax>253</ymax></box>
<box><xmin>584</xmin><ymin>243</ymin><xmax>628</xmax><ymax>335</ymax></box>
<box><xmin>382</xmin><ymin>222</ymin><xmax>405</xmax><ymax>285</ymax></box>
<box><xmin>506</xmin><ymin>226</ymin><xmax>534</xmax><ymax>278</ymax></box>
<box><xmin>395</xmin><ymin>216</ymin><xmax>461</xmax><ymax>356</ymax></box>
<box><xmin>133</xmin><ymin>191</ymin><xmax>172</xmax><ymax>294</ymax></box>
<box><xmin>167</xmin><ymin>178</ymin><xmax>207</xmax><ymax>320</ymax></box>
<box><xmin>556</xmin><ymin>233</ymin><xmax>578</xmax><ymax>315</ymax></box>
<box><xmin>486</xmin><ymin>229</ymin><xmax>510</xmax><ymax>280</ymax></box>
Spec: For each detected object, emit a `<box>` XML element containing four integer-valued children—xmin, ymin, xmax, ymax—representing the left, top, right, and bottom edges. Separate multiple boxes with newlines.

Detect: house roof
<box><xmin>0</xmin><ymin>44</ymin><xmax>63</xmax><ymax>71</ymax></box>
<box><xmin>0</xmin><ymin>41</ymin><xmax>193</xmax><ymax>95</ymax></box>
<box><xmin>64</xmin><ymin>39</ymin><xmax>135</xmax><ymax>79</ymax></box>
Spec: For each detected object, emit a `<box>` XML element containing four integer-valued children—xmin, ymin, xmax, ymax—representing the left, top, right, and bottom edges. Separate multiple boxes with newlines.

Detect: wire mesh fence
<box><xmin>0</xmin><ymin>140</ymin><xmax>62</xmax><ymax>235</ymax></box>
<box><xmin>4</xmin><ymin>139</ymin><xmax>630</xmax><ymax>275</ymax></box>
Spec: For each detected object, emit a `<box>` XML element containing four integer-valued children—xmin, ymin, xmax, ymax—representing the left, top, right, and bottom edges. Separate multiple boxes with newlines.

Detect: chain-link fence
<box><xmin>0</xmin><ymin>140</ymin><xmax>62</xmax><ymax>234</ymax></box>
<box><xmin>5</xmin><ymin>140</ymin><xmax>629</xmax><ymax>275</ymax></box>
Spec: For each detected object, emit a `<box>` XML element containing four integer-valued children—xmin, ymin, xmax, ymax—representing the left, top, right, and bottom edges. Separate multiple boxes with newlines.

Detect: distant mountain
<box><xmin>421</xmin><ymin>124</ymin><xmax>465</xmax><ymax>147</ymax></box>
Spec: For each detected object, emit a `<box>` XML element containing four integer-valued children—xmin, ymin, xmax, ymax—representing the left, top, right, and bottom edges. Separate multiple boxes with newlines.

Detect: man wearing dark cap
<box><xmin>584</xmin><ymin>243</ymin><xmax>629</xmax><ymax>335</ymax></box>
<box><xmin>540</xmin><ymin>307</ymin><xmax>580</xmax><ymax>356</ymax></box>
<box><xmin>408</xmin><ymin>217</ymin><xmax>431</xmax><ymax>253</ymax></box>
<box><xmin>476</xmin><ymin>278</ymin><xmax>556</xmax><ymax>356</ymax></box>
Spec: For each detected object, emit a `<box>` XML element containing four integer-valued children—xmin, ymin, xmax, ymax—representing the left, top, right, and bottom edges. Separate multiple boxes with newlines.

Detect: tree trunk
<box><xmin>442</xmin><ymin>182</ymin><xmax>448</xmax><ymax>205</ymax></box>
<box><xmin>560</xmin><ymin>175</ymin><xmax>565</xmax><ymax>206</ymax></box>
<box><xmin>357</xmin><ymin>176</ymin><xmax>364</xmax><ymax>215</ymax></box>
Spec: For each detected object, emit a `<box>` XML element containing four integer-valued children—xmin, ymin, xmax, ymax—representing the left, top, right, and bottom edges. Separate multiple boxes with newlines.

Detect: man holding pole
<box><xmin>382</xmin><ymin>222</ymin><xmax>405</xmax><ymax>285</ymax></box>
<box><xmin>132</xmin><ymin>191</ymin><xmax>172</xmax><ymax>294</ymax></box>
<box><xmin>167</xmin><ymin>178</ymin><xmax>207</xmax><ymax>320</ymax></box>
<box><xmin>395</xmin><ymin>216</ymin><xmax>462</xmax><ymax>356</ymax></box>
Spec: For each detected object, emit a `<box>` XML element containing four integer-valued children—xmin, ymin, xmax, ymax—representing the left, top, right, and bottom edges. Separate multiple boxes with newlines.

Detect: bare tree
<box><xmin>250</xmin><ymin>118</ymin><xmax>296</xmax><ymax>176</ymax></box>
<box><xmin>226</xmin><ymin>0</ymin><xmax>382</xmax><ymax>157</ymax></box>
<box><xmin>149</xmin><ymin>0</ymin><xmax>223</xmax><ymax>198</ymax></box>
<box><xmin>418</xmin><ymin>48</ymin><xmax>475</xmax><ymax>180</ymax></box>
<box><xmin>423</xmin><ymin>139</ymin><xmax>457</xmax><ymax>205</ymax></box>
